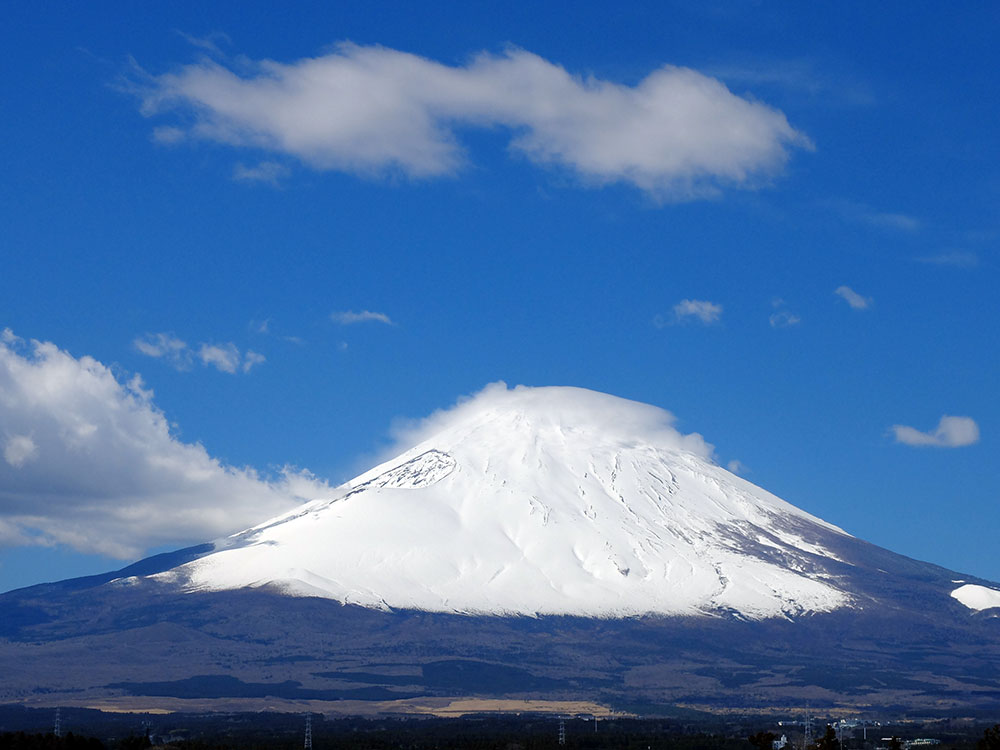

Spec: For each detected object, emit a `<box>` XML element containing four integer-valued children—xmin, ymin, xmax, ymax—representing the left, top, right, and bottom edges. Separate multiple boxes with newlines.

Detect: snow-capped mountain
<box><xmin>4</xmin><ymin>384</ymin><xmax>1000</xmax><ymax>713</ymax></box>
<box><xmin>156</xmin><ymin>385</ymin><xmax>855</xmax><ymax>620</ymax></box>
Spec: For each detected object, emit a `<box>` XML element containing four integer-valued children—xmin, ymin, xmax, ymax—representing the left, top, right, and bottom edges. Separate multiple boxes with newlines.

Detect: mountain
<box><xmin>2</xmin><ymin>385</ymin><xmax>999</xmax><ymax>715</ymax></box>
<box><xmin>163</xmin><ymin>385</ymin><xmax>852</xmax><ymax>619</ymax></box>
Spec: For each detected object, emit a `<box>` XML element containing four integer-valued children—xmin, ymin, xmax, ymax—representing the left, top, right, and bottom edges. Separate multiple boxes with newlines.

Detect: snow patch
<box><xmin>951</xmin><ymin>583</ymin><xmax>1000</xmax><ymax>611</ymax></box>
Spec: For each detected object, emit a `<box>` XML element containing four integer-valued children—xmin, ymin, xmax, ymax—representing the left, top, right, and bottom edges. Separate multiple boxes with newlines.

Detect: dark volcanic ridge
<box><xmin>3</xmin><ymin>552</ymin><xmax>1000</xmax><ymax>714</ymax></box>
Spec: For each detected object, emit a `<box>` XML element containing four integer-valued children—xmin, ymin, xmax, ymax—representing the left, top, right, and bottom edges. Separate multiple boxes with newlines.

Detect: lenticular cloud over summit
<box><xmin>385</xmin><ymin>382</ymin><xmax>716</xmax><ymax>462</ymax></box>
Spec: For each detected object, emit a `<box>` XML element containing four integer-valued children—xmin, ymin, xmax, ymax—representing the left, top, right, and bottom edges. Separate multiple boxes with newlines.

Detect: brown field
<box><xmin>45</xmin><ymin>695</ymin><xmax>619</xmax><ymax>718</ymax></box>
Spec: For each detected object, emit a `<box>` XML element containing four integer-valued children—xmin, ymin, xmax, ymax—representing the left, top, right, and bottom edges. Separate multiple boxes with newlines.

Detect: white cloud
<box><xmin>769</xmin><ymin>310</ymin><xmax>801</xmax><ymax>328</ymax></box>
<box><xmin>669</xmin><ymin>299</ymin><xmax>723</xmax><ymax>325</ymax></box>
<box><xmin>133</xmin><ymin>332</ymin><xmax>192</xmax><ymax>369</ymax></box>
<box><xmin>834</xmin><ymin>285</ymin><xmax>872</xmax><ymax>310</ymax></box>
<box><xmin>0</xmin><ymin>332</ymin><xmax>330</xmax><ymax>559</ymax></box>
<box><xmin>891</xmin><ymin>416</ymin><xmax>980</xmax><ymax>448</ymax></box>
<box><xmin>4</xmin><ymin>435</ymin><xmax>38</xmax><ymax>468</ymax></box>
<box><xmin>233</xmin><ymin>160</ymin><xmax>290</xmax><ymax>185</ymax></box>
<box><xmin>136</xmin><ymin>332</ymin><xmax>264</xmax><ymax>374</ymax></box>
<box><xmin>242</xmin><ymin>350</ymin><xmax>266</xmax><ymax>373</ymax></box>
<box><xmin>382</xmin><ymin>382</ymin><xmax>715</xmax><ymax>465</ymax></box>
<box><xmin>770</xmin><ymin>298</ymin><xmax>800</xmax><ymax>328</ymax></box>
<box><xmin>152</xmin><ymin>125</ymin><xmax>186</xmax><ymax>144</ymax></box>
<box><xmin>331</xmin><ymin>310</ymin><xmax>394</xmax><ymax>325</ymax></box>
<box><xmin>134</xmin><ymin>43</ymin><xmax>810</xmax><ymax>199</ymax></box>
<box><xmin>197</xmin><ymin>342</ymin><xmax>241</xmax><ymax>373</ymax></box>
<box><xmin>0</xmin><ymin>518</ymin><xmax>30</xmax><ymax>546</ymax></box>
<box><xmin>727</xmin><ymin>459</ymin><xmax>748</xmax><ymax>475</ymax></box>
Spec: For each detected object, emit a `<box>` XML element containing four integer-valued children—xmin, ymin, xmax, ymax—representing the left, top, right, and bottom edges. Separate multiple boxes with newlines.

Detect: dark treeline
<box><xmin>1</xmin><ymin>710</ymin><xmax>997</xmax><ymax>750</ymax></box>
<box><xmin>0</xmin><ymin>732</ymin><xmax>105</xmax><ymax>750</ymax></box>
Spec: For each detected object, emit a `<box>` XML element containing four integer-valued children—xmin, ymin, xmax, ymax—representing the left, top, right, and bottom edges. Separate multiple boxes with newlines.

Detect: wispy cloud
<box><xmin>250</xmin><ymin>317</ymin><xmax>304</xmax><ymax>345</ymax></box>
<box><xmin>133</xmin><ymin>332</ymin><xmax>192</xmax><ymax>369</ymax></box>
<box><xmin>233</xmin><ymin>160</ymin><xmax>290</xmax><ymax>185</ymax></box>
<box><xmin>863</xmin><ymin>211</ymin><xmax>921</xmax><ymax>232</ymax></box>
<box><xmin>726</xmin><ymin>459</ymin><xmax>749</xmax><ymax>475</ymax></box>
<box><xmin>135</xmin><ymin>332</ymin><xmax>264</xmax><ymax>374</ymax></box>
<box><xmin>331</xmin><ymin>310</ymin><xmax>394</xmax><ymax>325</ymax></box>
<box><xmin>891</xmin><ymin>416</ymin><xmax>980</xmax><ymax>448</ymax></box>
<box><xmin>173</xmin><ymin>30</ymin><xmax>231</xmax><ymax>58</ymax></box>
<box><xmin>151</xmin><ymin>125</ymin><xmax>185</xmax><ymax>144</ymax></box>
<box><xmin>197</xmin><ymin>343</ymin><xmax>241</xmax><ymax>373</ymax></box>
<box><xmin>829</xmin><ymin>199</ymin><xmax>921</xmax><ymax>233</ymax></box>
<box><xmin>131</xmin><ymin>43</ymin><xmax>810</xmax><ymax>199</ymax></box>
<box><xmin>915</xmin><ymin>251</ymin><xmax>979</xmax><ymax>269</ymax></box>
<box><xmin>0</xmin><ymin>331</ymin><xmax>329</xmax><ymax>558</ymax></box>
<box><xmin>665</xmin><ymin>299</ymin><xmax>723</xmax><ymax>325</ymax></box>
<box><xmin>834</xmin><ymin>285</ymin><xmax>872</xmax><ymax>310</ymax></box>
<box><xmin>769</xmin><ymin>311</ymin><xmax>801</xmax><ymax>328</ymax></box>
<box><xmin>768</xmin><ymin>299</ymin><xmax>801</xmax><ymax>328</ymax></box>
<box><xmin>707</xmin><ymin>57</ymin><xmax>876</xmax><ymax>108</ymax></box>
<box><xmin>242</xmin><ymin>350</ymin><xmax>266</xmax><ymax>372</ymax></box>
<box><xmin>653</xmin><ymin>300</ymin><xmax>723</xmax><ymax>327</ymax></box>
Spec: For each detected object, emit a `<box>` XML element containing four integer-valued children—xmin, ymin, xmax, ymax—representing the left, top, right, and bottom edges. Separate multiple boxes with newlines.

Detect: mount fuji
<box><xmin>2</xmin><ymin>385</ymin><xmax>999</xmax><ymax>714</ymax></box>
<box><xmin>165</xmin><ymin>385</ymin><xmax>853</xmax><ymax>620</ymax></box>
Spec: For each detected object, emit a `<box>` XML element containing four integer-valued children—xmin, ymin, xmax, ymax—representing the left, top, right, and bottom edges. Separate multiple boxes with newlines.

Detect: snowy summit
<box><xmin>154</xmin><ymin>385</ymin><xmax>855</xmax><ymax>620</ymax></box>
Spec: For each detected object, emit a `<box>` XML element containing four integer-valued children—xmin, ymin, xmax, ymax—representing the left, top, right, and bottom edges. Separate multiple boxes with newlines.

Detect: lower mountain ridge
<box><xmin>2</xmin><ymin>386</ymin><xmax>999</xmax><ymax>714</ymax></box>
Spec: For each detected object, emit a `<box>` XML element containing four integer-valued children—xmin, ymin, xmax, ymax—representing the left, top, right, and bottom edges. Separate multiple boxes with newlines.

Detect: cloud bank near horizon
<box><xmin>0</xmin><ymin>330</ymin><xmax>329</xmax><ymax>559</ymax></box>
<box><xmin>134</xmin><ymin>43</ymin><xmax>811</xmax><ymax>199</ymax></box>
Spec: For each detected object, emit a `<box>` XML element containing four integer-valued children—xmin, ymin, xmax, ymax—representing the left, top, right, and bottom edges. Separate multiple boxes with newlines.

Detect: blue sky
<box><xmin>1</xmin><ymin>1</ymin><xmax>998</xmax><ymax>593</ymax></box>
